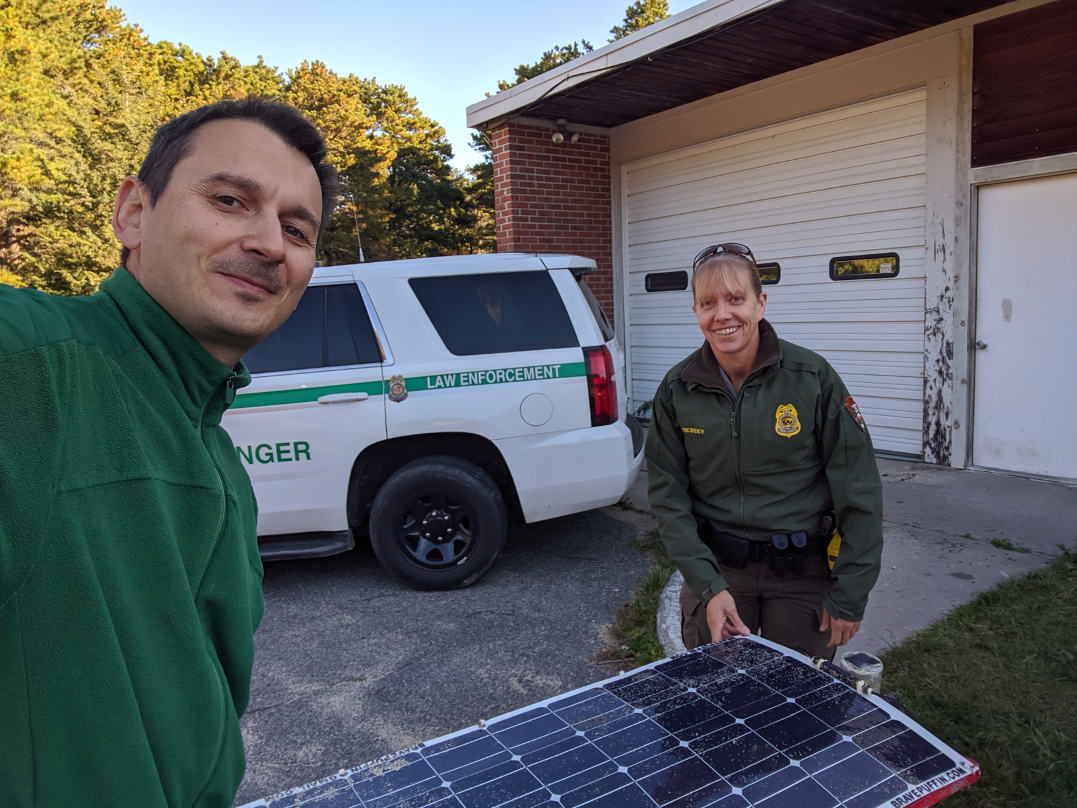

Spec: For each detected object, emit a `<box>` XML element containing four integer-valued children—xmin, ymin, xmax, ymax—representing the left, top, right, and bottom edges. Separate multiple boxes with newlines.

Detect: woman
<box><xmin>645</xmin><ymin>243</ymin><xmax>883</xmax><ymax>659</ymax></box>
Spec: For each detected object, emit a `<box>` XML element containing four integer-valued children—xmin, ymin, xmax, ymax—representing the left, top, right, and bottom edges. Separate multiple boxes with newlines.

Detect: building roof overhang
<box><xmin>466</xmin><ymin>0</ymin><xmax>1014</xmax><ymax>132</ymax></box>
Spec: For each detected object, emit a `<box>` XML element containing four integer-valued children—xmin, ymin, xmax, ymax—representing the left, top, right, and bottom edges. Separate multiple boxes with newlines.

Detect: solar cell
<box><xmin>239</xmin><ymin>636</ymin><xmax>979</xmax><ymax>808</ymax></box>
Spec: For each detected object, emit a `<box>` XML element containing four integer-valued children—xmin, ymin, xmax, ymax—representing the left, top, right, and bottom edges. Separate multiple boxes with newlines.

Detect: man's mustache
<box><xmin>212</xmin><ymin>256</ymin><xmax>285</xmax><ymax>294</ymax></box>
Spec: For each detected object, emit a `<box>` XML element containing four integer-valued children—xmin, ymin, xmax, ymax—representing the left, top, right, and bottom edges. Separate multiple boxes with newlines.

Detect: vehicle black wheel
<box><xmin>369</xmin><ymin>456</ymin><xmax>508</xmax><ymax>590</ymax></box>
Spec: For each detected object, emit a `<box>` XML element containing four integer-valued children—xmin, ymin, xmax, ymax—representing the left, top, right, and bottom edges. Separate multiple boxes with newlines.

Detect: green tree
<box><xmin>0</xmin><ymin>0</ymin><xmax>134</xmax><ymax>293</ymax></box>
<box><xmin>145</xmin><ymin>42</ymin><xmax>282</xmax><ymax>118</ymax></box>
<box><xmin>492</xmin><ymin>0</ymin><xmax>670</xmax><ymax>93</ymax></box>
<box><xmin>362</xmin><ymin>80</ymin><xmax>451</xmax><ymax>247</ymax></box>
<box><xmin>609</xmin><ymin>0</ymin><xmax>669</xmax><ymax>40</ymax></box>
<box><xmin>60</xmin><ymin>22</ymin><xmax>190</xmax><ymax>293</ymax></box>
<box><xmin>284</xmin><ymin>63</ymin><xmax>478</xmax><ymax>264</ymax></box>
<box><xmin>283</xmin><ymin>62</ymin><xmax>385</xmax><ymax>265</ymax></box>
<box><xmin>0</xmin><ymin>0</ymin><xmax>286</xmax><ymax>293</ymax></box>
<box><xmin>386</xmin><ymin>145</ymin><xmax>473</xmax><ymax>257</ymax></box>
<box><xmin>198</xmin><ymin>52</ymin><xmax>283</xmax><ymax>104</ymax></box>
<box><xmin>1</xmin><ymin>1</ymin><xmax>484</xmax><ymax>292</ymax></box>
<box><xmin>462</xmin><ymin>159</ymin><xmax>495</xmax><ymax>254</ymax></box>
<box><xmin>497</xmin><ymin>41</ymin><xmax>594</xmax><ymax>91</ymax></box>
<box><xmin>283</xmin><ymin>61</ymin><xmax>373</xmax><ymax>173</ymax></box>
<box><xmin>0</xmin><ymin>267</ymin><xmax>23</xmax><ymax>286</ymax></box>
<box><xmin>362</xmin><ymin>81</ymin><xmax>477</xmax><ymax>260</ymax></box>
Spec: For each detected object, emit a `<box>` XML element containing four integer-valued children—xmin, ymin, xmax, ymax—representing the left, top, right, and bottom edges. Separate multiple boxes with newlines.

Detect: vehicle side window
<box><xmin>409</xmin><ymin>271</ymin><xmax>578</xmax><ymax>355</ymax></box>
<box><xmin>326</xmin><ymin>283</ymin><xmax>382</xmax><ymax>366</ymax></box>
<box><xmin>243</xmin><ymin>283</ymin><xmax>381</xmax><ymax>373</ymax></box>
<box><xmin>243</xmin><ymin>287</ymin><xmax>323</xmax><ymax>373</ymax></box>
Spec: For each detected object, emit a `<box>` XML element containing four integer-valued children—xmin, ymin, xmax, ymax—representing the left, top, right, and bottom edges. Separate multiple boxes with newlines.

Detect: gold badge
<box><xmin>387</xmin><ymin>374</ymin><xmax>408</xmax><ymax>403</ymax></box>
<box><xmin>774</xmin><ymin>403</ymin><xmax>801</xmax><ymax>438</ymax></box>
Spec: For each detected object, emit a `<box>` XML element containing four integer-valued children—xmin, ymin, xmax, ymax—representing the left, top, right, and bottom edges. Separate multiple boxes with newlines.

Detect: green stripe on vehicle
<box><xmin>231</xmin><ymin>380</ymin><xmax>385</xmax><ymax>409</ymax></box>
<box><xmin>231</xmin><ymin>362</ymin><xmax>586</xmax><ymax>409</ymax></box>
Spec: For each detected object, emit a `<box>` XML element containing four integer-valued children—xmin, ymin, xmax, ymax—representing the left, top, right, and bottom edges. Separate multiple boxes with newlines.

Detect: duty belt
<box><xmin>701</xmin><ymin>515</ymin><xmax>834</xmax><ymax>576</ymax></box>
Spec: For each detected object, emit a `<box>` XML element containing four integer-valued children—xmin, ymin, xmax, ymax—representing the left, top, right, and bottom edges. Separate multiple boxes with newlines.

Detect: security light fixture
<box><xmin>551</xmin><ymin>119</ymin><xmax>579</xmax><ymax>145</ymax></box>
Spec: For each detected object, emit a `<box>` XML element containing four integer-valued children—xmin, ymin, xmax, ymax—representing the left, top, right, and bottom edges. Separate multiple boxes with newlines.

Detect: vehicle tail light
<box><xmin>583</xmin><ymin>345</ymin><xmax>618</xmax><ymax>427</ymax></box>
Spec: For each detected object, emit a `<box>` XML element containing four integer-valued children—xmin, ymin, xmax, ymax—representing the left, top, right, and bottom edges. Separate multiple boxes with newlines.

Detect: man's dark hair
<box><xmin>121</xmin><ymin>96</ymin><xmax>337</xmax><ymax>265</ymax></box>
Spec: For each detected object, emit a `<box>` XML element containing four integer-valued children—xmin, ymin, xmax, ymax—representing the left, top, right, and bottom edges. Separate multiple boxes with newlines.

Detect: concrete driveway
<box><xmin>235</xmin><ymin>503</ymin><xmax>655</xmax><ymax>805</ymax></box>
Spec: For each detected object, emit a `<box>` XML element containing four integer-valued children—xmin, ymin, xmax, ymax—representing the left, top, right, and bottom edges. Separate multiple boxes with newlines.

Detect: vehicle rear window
<box><xmin>409</xmin><ymin>271</ymin><xmax>578</xmax><ymax>355</ymax></box>
<box><xmin>243</xmin><ymin>283</ymin><xmax>381</xmax><ymax>373</ymax></box>
<box><xmin>578</xmin><ymin>276</ymin><xmax>614</xmax><ymax>342</ymax></box>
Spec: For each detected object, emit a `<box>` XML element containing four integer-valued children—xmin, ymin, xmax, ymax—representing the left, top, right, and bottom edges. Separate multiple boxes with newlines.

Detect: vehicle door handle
<box><xmin>317</xmin><ymin>392</ymin><xmax>369</xmax><ymax>404</ymax></box>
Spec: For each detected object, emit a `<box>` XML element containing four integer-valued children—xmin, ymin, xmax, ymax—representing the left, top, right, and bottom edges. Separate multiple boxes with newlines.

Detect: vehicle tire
<box><xmin>369</xmin><ymin>456</ymin><xmax>508</xmax><ymax>590</ymax></box>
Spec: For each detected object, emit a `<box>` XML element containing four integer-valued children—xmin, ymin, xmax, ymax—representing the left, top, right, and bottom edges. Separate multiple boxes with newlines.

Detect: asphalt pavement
<box><xmin>234</xmin><ymin>503</ymin><xmax>655</xmax><ymax>805</ymax></box>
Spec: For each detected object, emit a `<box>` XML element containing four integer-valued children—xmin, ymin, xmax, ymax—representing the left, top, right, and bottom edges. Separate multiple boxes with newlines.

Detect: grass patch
<box><xmin>881</xmin><ymin>551</ymin><xmax>1077</xmax><ymax>807</ymax></box>
<box><xmin>604</xmin><ymin>529</ymin><xmax>676</xmax><ymax>667</ymax></box>
<box><xmin>989</xmin><ymin>536</ymin><xmax>1031</xmax><ymax>553</ymax></box>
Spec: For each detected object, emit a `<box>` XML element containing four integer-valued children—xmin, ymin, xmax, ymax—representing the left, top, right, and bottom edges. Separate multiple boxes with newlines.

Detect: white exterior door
<box><xmin>973</xmin><ymin>173</ymin><xmax>1077</xmax><ymax>479</ymax></box>
<box><xmin>623</xmin><ymin>89</ymin><xmax>927</xmax><ymax>455</ymax></box>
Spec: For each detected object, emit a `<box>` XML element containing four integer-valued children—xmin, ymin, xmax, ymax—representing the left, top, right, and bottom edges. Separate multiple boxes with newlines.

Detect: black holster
<box><xmin>700</xmin><ymin>523</ymin><xmax>756</xmax><ymax>568</ymax></box>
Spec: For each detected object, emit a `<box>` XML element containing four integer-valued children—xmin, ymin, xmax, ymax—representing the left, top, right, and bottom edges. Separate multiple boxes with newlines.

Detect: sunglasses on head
<box><xmin>692</xmin><ymin>242</ymin><xmax>756</xmax><ymax>270</ymax></box>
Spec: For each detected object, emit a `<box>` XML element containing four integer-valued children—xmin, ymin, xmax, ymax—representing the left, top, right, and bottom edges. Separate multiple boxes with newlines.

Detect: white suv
<box><xmin>223</xmin><ymin>253</ymin><xmax>644</xmax><ymax>590</ymax></box>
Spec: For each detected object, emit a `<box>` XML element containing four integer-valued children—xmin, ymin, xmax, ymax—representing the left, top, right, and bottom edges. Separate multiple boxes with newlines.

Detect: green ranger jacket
<box><xmin>645</xmin><ymin>320</ymin><xmax>883</xmax><ymax>622</ymax></box>
<box><xmin>0</xmin><ymin>268</ymin><xmax>262</xmax><ymax>807</ymax></box>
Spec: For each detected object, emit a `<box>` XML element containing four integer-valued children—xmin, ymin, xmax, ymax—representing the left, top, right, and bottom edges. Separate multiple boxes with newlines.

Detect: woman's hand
<box><xmin>706</xmin><ymin>589</ymin><xmax>751</xmax><ymax>642</ymax></box>
<box><xmin>819</xmin><ymin>610</ymin><xmax>860</xmax><ymax>647</ymax></box>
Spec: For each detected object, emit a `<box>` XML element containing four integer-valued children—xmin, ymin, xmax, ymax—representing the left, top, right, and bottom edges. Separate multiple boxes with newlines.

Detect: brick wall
<box><xmin>490</xmin><ymin>122</ymin><xmax>614</xmax><ymax>322</ymax></box>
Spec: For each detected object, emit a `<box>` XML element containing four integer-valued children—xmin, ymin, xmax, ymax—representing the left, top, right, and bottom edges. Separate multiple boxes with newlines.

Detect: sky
<box><xmin>110</xmin><ymin>0</ymin><xmax>695</xmax><ymax>172</ymax></box>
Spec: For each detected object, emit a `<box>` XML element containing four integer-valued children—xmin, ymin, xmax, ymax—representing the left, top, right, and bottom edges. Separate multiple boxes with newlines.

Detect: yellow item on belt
<box><xmin>826</xmin><ymin>529</ymin><xmax>842</xmax><ymax>570</ymax></box>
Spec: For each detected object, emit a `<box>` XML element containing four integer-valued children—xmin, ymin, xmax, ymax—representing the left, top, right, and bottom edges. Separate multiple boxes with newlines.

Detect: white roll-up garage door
<box><xmin>624</xmin><ymin>89</ymin><xmax>927</xmax><ymax>456</ymax></box>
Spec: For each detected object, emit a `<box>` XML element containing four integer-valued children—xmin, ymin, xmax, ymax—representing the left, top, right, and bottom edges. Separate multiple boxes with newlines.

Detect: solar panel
<box><xmin>239</xmin><ymin>636</ymin><xmax>979</xmax><ymax>808</ymax></box>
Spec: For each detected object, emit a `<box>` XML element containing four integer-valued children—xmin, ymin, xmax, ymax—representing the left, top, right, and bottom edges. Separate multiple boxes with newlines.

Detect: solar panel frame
<box><xmin>239</xmin><ymin>636</ymin><xmax>979</xmax><ymax>808</ymax></box>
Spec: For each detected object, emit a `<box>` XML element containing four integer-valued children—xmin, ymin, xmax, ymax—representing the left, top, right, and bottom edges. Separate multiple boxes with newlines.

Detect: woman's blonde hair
<box><xmin>691</xmin><ymin>252</ymin><xmax>762</xmax><ymax>303</ymax></box>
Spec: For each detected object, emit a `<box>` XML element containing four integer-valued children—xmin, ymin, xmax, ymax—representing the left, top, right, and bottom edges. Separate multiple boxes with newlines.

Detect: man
<box><xmin>646</xmin><ymin>243</ymin><xmax>883</xmax><ymax>660</ymax></box>
<box><xmin>0</xmin><ymin>97</ymin><xmax>336</xmax><ymax>807</ymax></box>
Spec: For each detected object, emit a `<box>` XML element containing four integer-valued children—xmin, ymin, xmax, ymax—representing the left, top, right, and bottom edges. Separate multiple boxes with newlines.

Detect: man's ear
<box><xmin>113</xmin><ymin>176</ymin><xmax>147</xmax><ymax>252</ymax></box>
